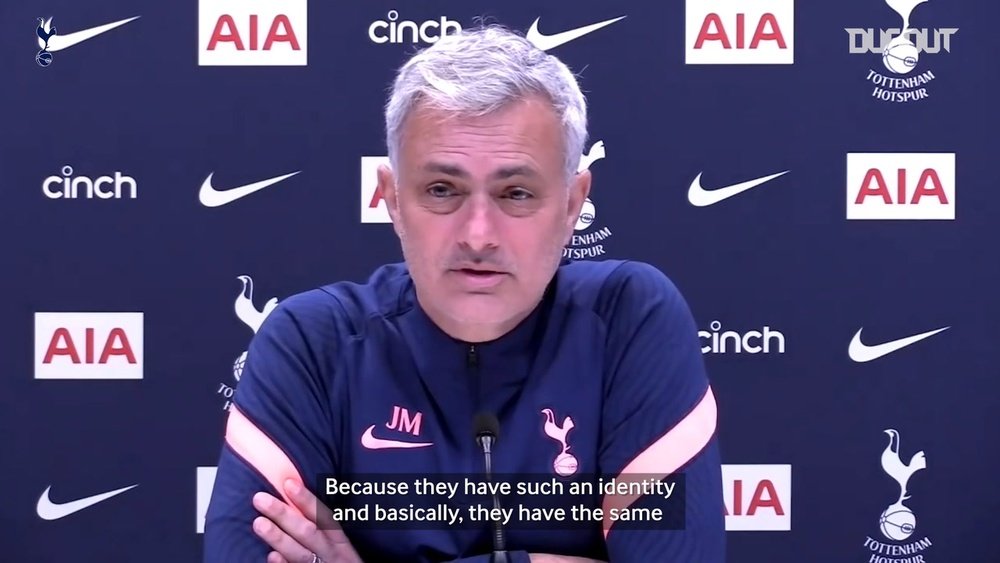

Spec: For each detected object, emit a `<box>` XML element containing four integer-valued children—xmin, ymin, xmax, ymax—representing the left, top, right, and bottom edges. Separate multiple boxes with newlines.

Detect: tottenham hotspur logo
<box><xmin>541</xmin><ymin>408</ymin><xmax>578</xmax><ymax>477</ymax></box>
<box><xmin>564</xmin><ymin>140</ymin><xmax>613</xmax><ymax>260</ymax></box>
<box><xmin>862</xmin><ymin>429</ymin><xmax>933</xmax><ymax>561</ymax></box>
<box><xmin>846</xmin><ymin>0</ymin><xmax>958</xmax><ymax>103</ymax></box>
<box><xmin>216</xmin><ymin>275</ymin><xmax>279</xmax><ymax>411</ymax></box>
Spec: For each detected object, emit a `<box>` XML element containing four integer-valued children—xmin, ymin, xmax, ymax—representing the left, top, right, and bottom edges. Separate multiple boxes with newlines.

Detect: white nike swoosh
<box><xmin>199</xmin><ymin>171</ymin><xmax>301</xmax><ymax>207</ymax></box>
<box><xmin>39</xmin><ymin>17</ymin><xmax>141</xmax><ymax>52</ymax></box>
<box><xmin>687</xmin><ymin>170</ymin><xmax>789</xmax><ymax>207</ymax></box>
<box><xmin>361</xmin><ymin>425</ymin><xmax>433</xmax><ymax>449</ymax></box>
<box><xmin>848</xmin><ymin>326</ymin><xmax>950</xmax><ymax>363</ymax></box>
<box><xmin>36</xmin><ymin>484</ymin><xmax>137</xmax><ymax>520</ymax></box>
<box><xmin>525</xmin><ymin>16</ymin><xmax>626</xmax><ymax>51</ymax></box>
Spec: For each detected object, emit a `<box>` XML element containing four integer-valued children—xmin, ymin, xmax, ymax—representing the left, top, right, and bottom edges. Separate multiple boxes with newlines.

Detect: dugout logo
<box><xmin>846</xmin><ymin>0</ymin><xmax>958</xmax><ymax>103</ymax></box>
<box><xmin>216</xmin><ymin>275</ymin><xmax>279</xmax><ymax>410</ymax></box>
<box><xmin>564</xmin><ymin>140</ymin><xmax>612</xmax><ymax>260</ymax></box>
<box><xmin>862</xmin><ymin>429</ymin><xmax>933</xmax><ymax>562</ymax></box>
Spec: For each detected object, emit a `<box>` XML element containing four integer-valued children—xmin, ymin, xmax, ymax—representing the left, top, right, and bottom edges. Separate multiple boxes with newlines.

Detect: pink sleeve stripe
<box><xmin>225</xmin><ymin>404</ymin><xmax>306</xmax><ymax>518</ymax></box>
<box><xmin>602</xmin><ymin>386</ymin><xmax>718</xmax><ymax>540</ymax></box>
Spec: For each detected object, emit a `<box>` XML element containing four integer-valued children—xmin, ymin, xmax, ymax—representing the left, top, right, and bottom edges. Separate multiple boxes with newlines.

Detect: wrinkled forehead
<box><xmin>397</xmin><ymin>97</ymin><xmax>565</xmax><ymax>178</ymax></box>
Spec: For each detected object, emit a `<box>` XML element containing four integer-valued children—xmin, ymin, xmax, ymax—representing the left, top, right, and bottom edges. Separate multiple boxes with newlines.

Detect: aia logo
<box><xmin>198</xmin><ymin>0</ymin><xmax>307</xmax><ymax>66</ymax></box>
<box><xmin>360</xmin><ymin>156</ymin><xmax>392</xmax><ymax>224</ymax></box>
<box><xmin>846</xmin><ymin>153</ymin><xmax>955</xmax><ymax>220</ymax></box>
<box><xmin>722</xmin><ymin>464</ymin><xmax>791</xmax><ymax>531</ymax></box>
<box><xmin>34</xmin><ymin>312</ymin><xmax>143</xmax><ymax>380</ymax></box>
<box><xmin>685</xmin><ymin>0</ymin><xmax>794</xmax><ymax>64</ymax></box>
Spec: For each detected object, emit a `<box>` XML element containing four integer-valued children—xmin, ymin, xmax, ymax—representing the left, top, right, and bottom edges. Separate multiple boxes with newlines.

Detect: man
<box><xmin>204</xmin><ymin>24</ymin><xmax>725</xmax><ymax>563</ymax></box>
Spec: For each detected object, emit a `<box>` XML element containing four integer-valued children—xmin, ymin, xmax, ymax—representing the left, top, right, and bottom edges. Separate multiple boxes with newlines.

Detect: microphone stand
<box><xmin>479</xmin><ymin>433</ymin><xmax>508</xmax><ymax>563</ymax></box>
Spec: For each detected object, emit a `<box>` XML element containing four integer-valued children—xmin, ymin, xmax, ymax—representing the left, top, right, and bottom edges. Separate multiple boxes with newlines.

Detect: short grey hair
<box><xmin>384</xmin><ymin>23</ymin><xmax>589</xmax><ymax>185</ymax></box>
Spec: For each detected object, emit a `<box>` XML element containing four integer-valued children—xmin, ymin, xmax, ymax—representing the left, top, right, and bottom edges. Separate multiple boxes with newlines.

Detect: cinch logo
<box><xmin>43</xmin><ymin>165</ymin><xmax>137</xmax><ymax>200</ymax></box>
<box><xmin>198</xmin><ymin>0</ymin><xmax>307</xmax><ymax>66</ymax></box>
<box><xmin>34</xmin><ymin>312</ymin><xmax>143</xmax><ymax>380</ymax></box>
<box><xmin>846</xmin><ymin>0</ymin><xmax>957</xmax><ymax>103</ymax></box>
<box><xmin>369</xmin><ymin>11</ymin><xmax>461</xmax><ymax>44</ymax></box>
<box><xmin>846</xmin><ymin>153</ymin><xmax>955</xmax><ymax>220</ymax></box>
<box><xmin>685</xmin><ymin>0</ymin><xmax>794</xmax><ymax>64</ymax></box>
<box><xmin>722</xmin><ymin>464</ymin><xmax>791</xmax><ymax>531</ymax></box>
<box><xmin>196</xmin><ymin>466</ymin><xmax>217</xmax><ymax>533</ymax></box>
<box><xmin>700</xmin><ymin>321</ymin><xmax>786</xmax><ymax>354</ymax></box>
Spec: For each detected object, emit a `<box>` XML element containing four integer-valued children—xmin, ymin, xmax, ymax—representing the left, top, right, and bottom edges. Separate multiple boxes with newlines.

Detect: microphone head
<box><xmin>474</xmin><ymin>412</ymin><xmax>500</xmax><ymax>443</ymax></box>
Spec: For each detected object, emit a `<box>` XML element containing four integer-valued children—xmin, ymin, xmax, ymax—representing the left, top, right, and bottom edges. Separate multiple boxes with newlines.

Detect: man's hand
<box><xmin>529</xmin><ymin>556</ymin><xmax>606</xmax><ymax>563</ymax></box>
<box><xmin>252</xmin><ymin>479</ymin><xmax>363</xmax><ymax>563</ymax></box>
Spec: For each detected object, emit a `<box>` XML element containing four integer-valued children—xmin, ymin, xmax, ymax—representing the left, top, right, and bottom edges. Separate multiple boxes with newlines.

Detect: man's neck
<box><xmin>417</xmin><ymin>296</ymin><xmax>534</xmax><ymax>344</ymax></box>
<box><xmin>431</xmin><ymin>310</ymin><xmax>528</xmax><ymax>343</ymax></box>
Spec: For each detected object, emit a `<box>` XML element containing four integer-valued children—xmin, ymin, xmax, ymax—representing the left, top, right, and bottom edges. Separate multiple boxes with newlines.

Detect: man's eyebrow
<box><xmin>422</xmin><ymin>162</ymin><xmax>540</xmax><ymax>180</ymax></box>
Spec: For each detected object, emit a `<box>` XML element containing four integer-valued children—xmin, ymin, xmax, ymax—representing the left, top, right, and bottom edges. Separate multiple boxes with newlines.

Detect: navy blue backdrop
<box><xmin>3</xmin><ymin>0</ymin><xmax>998</xmax><ymax>561</ymax></box>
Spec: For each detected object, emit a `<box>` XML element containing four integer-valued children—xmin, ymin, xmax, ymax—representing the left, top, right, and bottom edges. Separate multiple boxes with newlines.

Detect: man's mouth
<box><xmin>458</xmin><ymin>268</ymin><xmax>502</xmax><ymax>277</ymax></box>
<box><xmin>450</xmin><ymin>268</ymin><xmax>507</xmax><ymax>289</ymax></box>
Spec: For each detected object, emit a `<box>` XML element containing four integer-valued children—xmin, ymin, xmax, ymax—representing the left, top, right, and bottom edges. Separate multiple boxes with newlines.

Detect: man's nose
<box><xmin>459</xmin><ymin>194</ymin><xmax>499</xmax><ymax>251</ymax></box>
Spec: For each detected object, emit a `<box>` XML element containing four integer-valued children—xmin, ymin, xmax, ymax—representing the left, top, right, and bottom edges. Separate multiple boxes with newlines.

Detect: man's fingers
<box><xmin>267</xmin><ymin>552</ymin><xmax>289</xmax><ymax>563</ymax></box>
<box><xmin>283</xmin><ymin>480</ymin><xmax>323</xmax><ymax>525</ymax></box>
<box><xmin>252</xmin><ymin>515</ymin><xmax>314</xmax><ymax>563</ymax></box>
<box><xmin>283</xmin><ymin>480</ymin><xmax>351</xmax><ymax>544</ymax></box>
<box><xmin>254</xmin><ymin>491</ymin><xmax>321</xmax><ymax>541</ymax></box>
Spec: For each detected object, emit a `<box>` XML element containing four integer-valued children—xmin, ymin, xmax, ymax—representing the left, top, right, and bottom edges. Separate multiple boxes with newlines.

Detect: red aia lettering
<box><xmin>725</xmin><ymin>479</ymin><xmax>785</xmax><ymax>516</ymax></box>
<box><xmin>208</xmin><ymin>14</ymin><xmax>301</xmax><ymax>51</ymax></box>
<box><xmin>43</xmin><ymin>328</ymin><xmax>137</xmax><ymax>364</ymax></box>
<box><xmin>695</xmin><ymin>13</ymin><xmax>787</xmax><ymax>49</ymax></box>
<box><xmin>369</xmin><ymin>184</ymin><xmax>384</xmax><ymax>209</ymax></box>
<box><xmin>855</xmin><ymin>168</ymin><xmax>948</xmax><ymax>204</ymax></box>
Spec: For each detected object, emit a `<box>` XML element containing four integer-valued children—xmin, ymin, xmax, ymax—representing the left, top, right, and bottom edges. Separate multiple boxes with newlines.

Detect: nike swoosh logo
<box><xmin>36</xmin><ymin>484</ymin><xmax>137</xmax><ymax>520</ymax></box>
<box><xmin>687</xmin><ymin>170</ymin><xmax>789</xmax><ymax>207</ymax></box>
<box><xmin>361</xmin><ymin>425</ymin><xmax>433</xmax><ymax>449</ymax></box>
<box><xmin>848</xmin><ymin>326</ymin><xmax>950</xmax><ymax>363</ymax></box>
<box><xmin>525</xmin><ymin>16</ymin><xmax>626</xmax><ymax>51</ymax></box>
<box><xmin>39</xmin><ymin>17</ymin><xmax>141</xmax><ymax>52</ymax></box>
<box><xmin>199</xmin><ymin>171</ymin><xmax>301</xmax><ymax>207</ymax></box>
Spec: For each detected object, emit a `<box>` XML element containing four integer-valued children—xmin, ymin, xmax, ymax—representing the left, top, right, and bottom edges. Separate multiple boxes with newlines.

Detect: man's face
<box><xmin>378</xmin><ymin>96</ymin><xmax>591</xmax><ymax>339</ymax></box>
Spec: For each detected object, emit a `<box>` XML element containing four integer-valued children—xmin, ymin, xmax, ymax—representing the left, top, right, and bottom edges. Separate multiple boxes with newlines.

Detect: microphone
<box><xmin>474</xmin><ymin>412</ymin><xmax>508</xmax><ymax>563</ymax></box>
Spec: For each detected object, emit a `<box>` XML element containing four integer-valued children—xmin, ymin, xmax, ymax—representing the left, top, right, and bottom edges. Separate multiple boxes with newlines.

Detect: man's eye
<box><xmin>427</xmin><ymin>184</ymin><xmax>454</xmax><ymax>197</ymax></box>
<box><xmin>506</xmin><ymin>187</ymin><xmax>533</xmax><ymax>200</ymax></box>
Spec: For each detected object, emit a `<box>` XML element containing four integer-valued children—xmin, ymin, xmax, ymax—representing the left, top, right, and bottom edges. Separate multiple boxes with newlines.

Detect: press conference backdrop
<box><xmin>2</xmin><ymin>0</ymin><xmax>998</xmax><ymax>561</ymax></box>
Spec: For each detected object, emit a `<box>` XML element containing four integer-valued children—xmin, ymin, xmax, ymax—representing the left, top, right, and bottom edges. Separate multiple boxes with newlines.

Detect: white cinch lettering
<box><xmin>369</xmin><ymin>11</ymin><xmax>461</xmax><ymax>44</ymax></box>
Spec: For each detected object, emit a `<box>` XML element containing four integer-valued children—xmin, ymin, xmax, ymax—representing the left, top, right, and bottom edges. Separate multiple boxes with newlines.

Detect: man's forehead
<box><xmin>420</xmin><ymin>161</ymin><xmax>542</xmax><ymax>180</ymax></box>
<box><xmin>403</xmin><ymin>96</ymin><xmax>559</xmax><ymax>136</ymax></box>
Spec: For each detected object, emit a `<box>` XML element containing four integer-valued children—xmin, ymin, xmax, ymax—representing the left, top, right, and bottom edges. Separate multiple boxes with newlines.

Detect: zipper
<box><xmin>468</xmin><ymin>344</ymin><xmax>481</xmax><ymax>406</ymax></box>
<box><xmin>467</xmin><ymin>344</ymin><xmax>478</xmax><ymax>370</ymax></box>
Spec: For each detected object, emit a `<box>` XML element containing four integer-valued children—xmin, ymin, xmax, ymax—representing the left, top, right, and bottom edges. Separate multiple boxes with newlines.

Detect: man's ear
<box><xmin>377</xmin><ymin>164</ymin><xmax>402</xmax><ymax>236</ymax></box>
<box><xmin>563</xmin><ymin>169</ymin><xmax>592</xmax><ymax>244</ymax></box>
